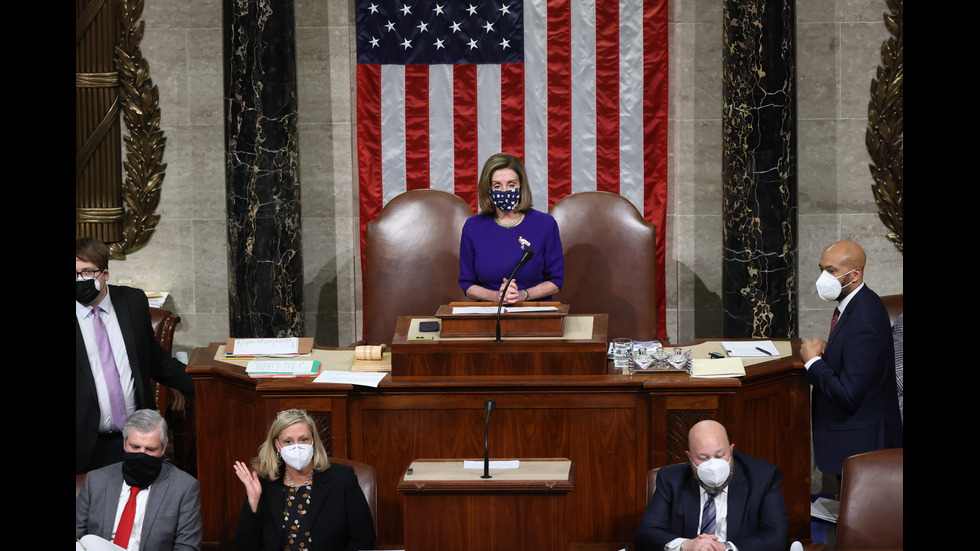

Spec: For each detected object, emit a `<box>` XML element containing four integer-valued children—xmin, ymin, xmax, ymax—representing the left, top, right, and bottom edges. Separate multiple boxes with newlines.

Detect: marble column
<box><xmin>721</xmin><ymin>0</ymin><xmax>797</xmax><ymax>338</ymax></box>
<box><xmin>224</xmin><ymin>0</ymin><xmax>304</xmax><ymax>338</ymax></box>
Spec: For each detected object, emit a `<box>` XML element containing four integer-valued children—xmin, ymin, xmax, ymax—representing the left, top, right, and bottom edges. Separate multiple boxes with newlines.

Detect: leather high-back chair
<box><xmin>363</xmin><ymin>190</ymin><xmax>473</xmax><ymax>344</ymax></box>
<box><xmin>328</xmin><ymin>457</ymin><xmax>379</xmax><ymax>538</ymax></box>
<box><xmin>149</xmin><ymin>307</ymin><xmax>195</xmax><ymax>476</ymax></box>
<box><xmin>550</xmin><ymin>191</ymin><xmax>658</xmax><ymax>341</ymax></box>
<box><xmin>880</xmin><ymin>294</ymin><xmax>903</xmax><ymax>327</ymax></box>
<box><xmin>76</xmin><ymin>473</ymin><xmax>87</xmax><ymax>497</ymax></box>
<box><xmin>836</xmin><ymin>448</ymin><xmax>904</xmax><ymax>550</ymax></box>
<box><xmin>150</xmin><ymin>307</ymin><xmax>181</xmax><ymax>413</ymax></box>
<box><xmin>646</xmin><ymin>467</ymin><xmax>660</xmax><ymax>504</ymax></box>
<box><xmin>150</xmin><ymin>307</ymin><xmax>181</xmax><ymax>353</ymax></box>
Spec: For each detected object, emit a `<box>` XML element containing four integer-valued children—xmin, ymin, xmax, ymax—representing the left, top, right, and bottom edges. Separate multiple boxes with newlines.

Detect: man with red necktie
<box><xmin>76</xmin><ymin>409</ymin><xmax>201</xmax><ymax>550</ymax></box>
<box><xmin>800</xmin><ymin>240</ymin><xmax>903</xmax><ymax>477</ymax></box>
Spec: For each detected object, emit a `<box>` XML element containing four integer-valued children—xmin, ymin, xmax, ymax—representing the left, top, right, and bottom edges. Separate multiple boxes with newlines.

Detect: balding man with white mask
<box><xmin>634</xmin><ymin>421</ymin><xmax>787</xmax><ymax>551</ymax></box>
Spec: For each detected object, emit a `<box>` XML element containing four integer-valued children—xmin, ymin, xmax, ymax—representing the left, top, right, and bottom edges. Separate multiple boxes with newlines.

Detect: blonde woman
<box><xmin>233</xmin><ymin>409</ymin><xmax>375</xmax><ymax>551</ymax></box>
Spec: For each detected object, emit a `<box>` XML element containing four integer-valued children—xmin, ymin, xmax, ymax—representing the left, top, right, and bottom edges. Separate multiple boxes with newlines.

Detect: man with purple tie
<box><xmin>76</xmin><ymin>237</ymin><xmax>195</xmax><ymax>473</ymax></box>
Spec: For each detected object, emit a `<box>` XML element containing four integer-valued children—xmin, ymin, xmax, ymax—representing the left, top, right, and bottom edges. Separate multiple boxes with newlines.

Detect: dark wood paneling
<box><xmin>188</xmin><ymin>341</ymin><xmax>810</xmax><ymax>550</ymax></box>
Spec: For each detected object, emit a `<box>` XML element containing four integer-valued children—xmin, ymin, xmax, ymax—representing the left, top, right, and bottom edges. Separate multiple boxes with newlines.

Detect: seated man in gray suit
<box><xmin>76</xmin><ymin>409</ymin><xmax>202</xmax><ymax>551</ymax></box>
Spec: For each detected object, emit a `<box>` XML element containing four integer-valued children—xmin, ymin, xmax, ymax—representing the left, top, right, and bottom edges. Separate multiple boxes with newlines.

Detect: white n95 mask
<box><xmin>815</xmin><ymin>269</ymin><xmax>855</xmax><ymax>302</ymax></box>
<box><xmin>696</xmin><ymin>458</ymin><xmax>732</xmax><ymax>491</ymax></box>
<box><xmin>280</xmin><ymin>444</ymin><xmax>314</xmax><ymax>471</ymax></box>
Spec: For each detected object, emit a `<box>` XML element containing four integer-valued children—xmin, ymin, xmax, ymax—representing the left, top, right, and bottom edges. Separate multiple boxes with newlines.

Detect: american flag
<box><xmin>356</xmin><ymin>0</ymin><xmax>668</xmax><ymax>340</ymax></box>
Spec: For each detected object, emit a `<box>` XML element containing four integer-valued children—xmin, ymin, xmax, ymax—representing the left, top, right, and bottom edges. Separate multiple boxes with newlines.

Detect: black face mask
<box><xmin>75</xmin><ymin>278</ymin><xmax>101</xmax><ymax>305</ymax></box>
<box><xmin>122</xmin><ymin>452</ymin><xmax>164</xmax><ymax>488</ymax></box>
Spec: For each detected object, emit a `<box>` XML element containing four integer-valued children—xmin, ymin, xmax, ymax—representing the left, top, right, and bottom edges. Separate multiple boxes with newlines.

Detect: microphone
<box><xmin>495</xmin><ymin>249</ymin><xmax>535</xmax><ymax>342</ymax></box>
<box><xmin>481</xmin><ymin>399</ymin><xmax>496</xmax><ymax>479</ymax></box>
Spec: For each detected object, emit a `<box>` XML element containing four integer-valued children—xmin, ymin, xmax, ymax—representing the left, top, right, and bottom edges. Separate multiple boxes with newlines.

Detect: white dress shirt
<box><xmin>665</xmin><ymin>486</ymin><xmax>736</xmax><ymax>550</ymax></box>
<box><xmin>111</xmin><ymin>480</ymin><xmax>153</xmax><ymax>550</ymax></box>
<box><xmin>76</xmin><ymin>287</ymin><xmax>137</xmax><ymax>432</ymax></box>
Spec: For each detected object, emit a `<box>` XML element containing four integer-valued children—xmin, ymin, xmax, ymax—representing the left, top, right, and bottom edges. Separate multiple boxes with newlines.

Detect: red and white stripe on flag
<box><xmin>356</xmin><ymin>0</ymin><xmax>668</xmax><ymax>340</ymax></box>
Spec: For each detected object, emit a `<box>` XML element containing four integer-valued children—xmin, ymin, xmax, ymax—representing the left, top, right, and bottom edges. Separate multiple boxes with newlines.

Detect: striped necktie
<box><xmin>700</xmin><ymin>492</ymin><xmax>716</xmax><ymax>535</ymax></box>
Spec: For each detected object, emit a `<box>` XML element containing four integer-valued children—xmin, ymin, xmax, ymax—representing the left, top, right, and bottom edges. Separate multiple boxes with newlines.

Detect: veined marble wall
<box><xmin>669</xmin><ymin>0</ymin><xmax>903</xmax><ymax>342</ymax></box>
<box><xmin>107</xmin><ymin>0</ymin><xmax>901</xmax><ymax>355</ymax></box>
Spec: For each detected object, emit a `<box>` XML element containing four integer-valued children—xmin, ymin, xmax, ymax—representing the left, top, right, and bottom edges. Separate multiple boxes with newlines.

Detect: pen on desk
<box><xmin>755</xmin><ymin>346</ymin><xmax>772</xmax><ymax>356</ymax></box>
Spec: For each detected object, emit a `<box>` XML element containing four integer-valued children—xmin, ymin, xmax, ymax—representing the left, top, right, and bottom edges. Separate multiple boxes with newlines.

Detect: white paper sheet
<box><xmin>720</xmin><ymin>340</ymin><xmax>780</xmax><ymax>357</ymax></box>
<box><xmin>313</xmin><ymin>370</ymin><xmax>388</xmax><ymax>387</ymax></box>
<box><xmin>463</xmin><ymin>460</ymin><xmax>520</xmax><ymax>469</ymax></box>
<box><xmin>451</xmin><ymin>306</ymin><xmax>559</xmax><ymax>314</ymax></box>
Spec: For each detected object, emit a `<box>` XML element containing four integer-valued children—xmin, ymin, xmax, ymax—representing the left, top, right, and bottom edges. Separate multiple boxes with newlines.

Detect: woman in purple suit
<box><xmin>459</xmin><ymin>153</ymin><xmax>565</xmax><ymax>304</ymax></box>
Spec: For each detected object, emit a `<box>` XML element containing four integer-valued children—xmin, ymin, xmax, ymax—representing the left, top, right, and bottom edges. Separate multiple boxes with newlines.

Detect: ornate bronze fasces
<box><xmin>76</xmin><ymin>0</ymin><xmax>165</xmax><ymax>259</ymax></box>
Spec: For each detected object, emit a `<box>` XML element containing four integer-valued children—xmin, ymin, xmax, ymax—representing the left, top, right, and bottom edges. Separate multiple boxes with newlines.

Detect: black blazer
<box><xmin>805</xmin><ymin>285</ymin><xmax>903</xmax><ymax>475</ymax></box>
<box><xmin>634</xmin><ymin>451</ymin><xmax>788</xmax><ymax>551</ymax></box>
<box><xmin>235</xmin><ymin>464</ymin><xmax>376</xmax><ymax>551</ymax></box>
<box><xmin>76</xmin><ymin>285</ymin><xmax>195</xmax><ymax>473</ymax></box>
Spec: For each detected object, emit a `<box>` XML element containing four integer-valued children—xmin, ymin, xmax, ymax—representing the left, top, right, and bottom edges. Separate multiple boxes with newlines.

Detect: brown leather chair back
<box><xmin>328</xmin><ymin>457</ymin><xmax>379</xmax><ymax>537</ymax></box>
<box><xmin>880</xmin><ymin>294</ymin><xmax>903</xmax><ymax>327</ymax></box>
<box><xmin>646</xmin><ymin>467</ymin><xmax>660</xmax><ymax>504</ymax></box>
<box><xmin>836</xmin><ymin>448</ymin><xmax>903</xmax><ymax>550</ymax></box>
<box><xmin>150</xmin><ymin>307</ymin><xmax>181</xmax><ymax>353</ymax></box>
<box><xmin>76</xmin><ymin>473</ymin><xmax>87</xmax><ymax>498</ymax></box>
<box><xmin>364</xmin><ymin>190</ymin><xmax>473</xmax><ymax>344</ymax></box>
<box><xmin>149</xmin><ymin>306</ymin><xmax>195</xmax><ymax>476</ymax></box>
<box><xmin>550</xmin><ymin>191</ymin><xmax>658</xmax><ymax>341</ymax></box>
<box><xmin>149</xmin><ymin>307</ymin><xmax>181</xmax><ymax>413</ymax></box>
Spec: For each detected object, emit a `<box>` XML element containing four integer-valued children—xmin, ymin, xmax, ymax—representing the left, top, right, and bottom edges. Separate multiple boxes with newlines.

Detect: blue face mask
<box><xmin>491</xmin><ymin>189</ymin><xmax>520</xmax><ymax>212</ymax></box>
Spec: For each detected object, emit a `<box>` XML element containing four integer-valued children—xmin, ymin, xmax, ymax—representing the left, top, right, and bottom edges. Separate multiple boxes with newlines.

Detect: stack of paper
<box><xmin>690</xmin><ymin>358</ymin><xmax>745</xmax><ymax>378</ymax></box>
<box><xmin>224</xmin><ymin>337</ymin><xmax>314</xmax><ymax>358</ymax></box>
<box><xmin>245</xmin><ymin>360</ymin><xmax>321</xmax><ymax>378</ymax></box>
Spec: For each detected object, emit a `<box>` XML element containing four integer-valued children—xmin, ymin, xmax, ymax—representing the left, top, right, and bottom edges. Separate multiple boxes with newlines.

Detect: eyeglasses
<box><xmin>76</xmin><ymin>269</ymin><xmax>104</xmax><ymax>279</ymax></box>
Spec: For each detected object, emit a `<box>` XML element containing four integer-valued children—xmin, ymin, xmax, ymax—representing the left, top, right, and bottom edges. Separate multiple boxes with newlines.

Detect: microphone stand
<box><xmin>496</xmin><ymin>249</ymin><xmax>534</xmax><ymax>342</ymax></box>
<box><xmin>482</xmin><ymin>399</ymin><xmax>496</xmax><ymax>479</ymax></box>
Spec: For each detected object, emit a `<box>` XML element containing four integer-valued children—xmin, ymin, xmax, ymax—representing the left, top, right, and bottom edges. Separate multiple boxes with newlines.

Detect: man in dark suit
<box><xmin>76</xmin><ymin>237</ymin><xmax>195</xmax><ymax>473</ymax></box>
<box><xmin>76</xmin><ymin>409</ymin><xmax>202</xmax><ymax>550</ymax></box>
<box><xmin>634</xmin><ymin>420</ymin><xmax>787</xmax><ymax>551</ymax></box>
<box><xmin>801</xmin><ymin>240</ymin><xmax>903</xmax><ymax>476</ymax></box>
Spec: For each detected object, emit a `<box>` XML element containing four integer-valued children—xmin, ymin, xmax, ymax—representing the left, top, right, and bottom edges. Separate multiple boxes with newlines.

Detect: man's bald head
<box><xmin>686</xmin><ymin>420</ymin><xmax>734</xmax><ymax>466</ymax></box>
<box><xmin>822</xmin><ymin>241</ymin><xmax>866</xmax><ymax>270</ymax></box>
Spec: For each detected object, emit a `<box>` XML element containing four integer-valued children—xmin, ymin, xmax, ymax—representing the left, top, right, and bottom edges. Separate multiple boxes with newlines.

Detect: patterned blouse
<box><xmin>280</xmin><ymin>480</ymin><xmax>313</xmax><ymax>550</ymax></box>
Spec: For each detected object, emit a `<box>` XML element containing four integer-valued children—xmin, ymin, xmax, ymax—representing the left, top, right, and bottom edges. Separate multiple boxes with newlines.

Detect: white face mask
<box><xmin>815</xmin><ymin>269</ymin><xmax>855</xmax><ymax>302</ymax></box>
<box><xmin>279</xmin><ymin>443</ymin><xmax>314</xmax><ymax>471</ymax></box>
<box><xmin>695</xmin><ymin>457</ymin><xmax>732</xmax><ymax>492</ymax></box>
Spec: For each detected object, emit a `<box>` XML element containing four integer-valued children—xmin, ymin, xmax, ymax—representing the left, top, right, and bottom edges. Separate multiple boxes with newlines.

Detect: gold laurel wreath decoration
<box><xmin>866</xmin><ymin>0</ymin><xmax>903</xmax><ymax>253</ymax></box>
<box><xmin>110</xmin><ymin>0</ymin><xmax>166</xmax><ymax>260</ymax></box>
